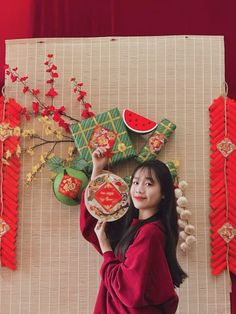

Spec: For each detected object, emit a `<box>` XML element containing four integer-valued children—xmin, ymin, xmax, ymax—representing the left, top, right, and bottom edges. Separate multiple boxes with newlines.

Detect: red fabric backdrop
<box><xmin>0</xmin><ymin>0</ymin><xmax>235</xmax><ymax>312</ymax></box>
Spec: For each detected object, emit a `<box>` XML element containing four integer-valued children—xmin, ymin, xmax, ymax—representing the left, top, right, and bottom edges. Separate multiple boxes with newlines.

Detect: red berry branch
<box><xmin>3</xmin><ymin>54</ymin><xmax>96</xmax><ymax>184</ymax></box>
<box><xmin>5</xmin><ymin>54</ymin><xmax>95</xmax><ymax>132</ymax></box>
<box><xmin>70</xmin><ymin>78</ymin><xmax>95</xmax><ymax>119</ymax></box>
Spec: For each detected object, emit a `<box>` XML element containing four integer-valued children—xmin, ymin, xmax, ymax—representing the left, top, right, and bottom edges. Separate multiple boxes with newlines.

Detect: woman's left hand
<box><xmin>94</xmin><ymin>220</ymin><xmax>112</xmax><ymax>254</ymax></box>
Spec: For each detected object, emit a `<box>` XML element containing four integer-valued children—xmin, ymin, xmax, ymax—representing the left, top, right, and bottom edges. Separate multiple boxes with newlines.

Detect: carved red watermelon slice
<box><xmin>123</xmin><ymin>109</ymin><xmax>157</xmax><ymax>134</ymax></box>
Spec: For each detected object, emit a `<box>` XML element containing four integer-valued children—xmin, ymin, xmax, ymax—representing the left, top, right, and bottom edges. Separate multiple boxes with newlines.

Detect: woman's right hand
<box><xmin>91</xmin><ymin>147</ymin><xmax>109</xmax><ymax>179</ymax></box>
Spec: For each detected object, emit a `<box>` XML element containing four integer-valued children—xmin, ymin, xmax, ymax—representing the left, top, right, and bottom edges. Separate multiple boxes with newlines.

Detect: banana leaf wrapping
<box><xmin>70</xmin><ymin>108</ymin><xmax>136</xmax><ymax>173</ymax></box>
<box><xmin>135</xmin><ymin>118</ymin><xmax>176</xmax><ymax>163</ymax></box>
<box><xmin>166</xmin><ymin>161</ymin><xmax>178</xmax><ymax>180</ymax></box>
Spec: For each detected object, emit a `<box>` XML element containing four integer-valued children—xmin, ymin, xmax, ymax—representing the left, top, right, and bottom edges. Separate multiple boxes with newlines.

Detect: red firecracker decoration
<box><xmin>209</xmin><ymin>95</ymin><xmax>236</xmax><ymax>276</ymax></box>
<box><xmin>0</xmin><ymin>96</ymin><xmax>22</xmax><ymax>270</ymax></box>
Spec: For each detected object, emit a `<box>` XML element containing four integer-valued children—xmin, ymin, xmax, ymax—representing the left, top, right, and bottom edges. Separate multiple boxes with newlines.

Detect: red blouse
<box><xmin>80</xmin><ymin>192</ymin><xmax>178</xmax><ymax>314</ymax></box>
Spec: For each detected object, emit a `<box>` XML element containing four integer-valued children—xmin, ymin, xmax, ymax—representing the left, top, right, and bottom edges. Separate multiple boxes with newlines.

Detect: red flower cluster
<box><xmin>44</xmin><ymin>54</ymin><xmax>59</xmax><ymax>99</ymax></box>
<box><xmin>20</xmin><ymin>107</ymin><xmax>31</xmax><ymax>120</ymax></box>
<box><xmin>4</xmin><ymin>54</ymin><xmax>95</xmax><ymax>133</ymax></box>
<box><xmin>41</xmin><ymin>105</ymin><xmax>69</xmax><ymax>132</ymax></box>
<box><xmin>71</xmin><ymin>77</ymin><xmax>95</xmax><ymax>120</ymax></box>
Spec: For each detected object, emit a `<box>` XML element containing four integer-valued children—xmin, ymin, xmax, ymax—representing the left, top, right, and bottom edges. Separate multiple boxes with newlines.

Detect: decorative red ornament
<box><xmin>0</xmin><ymin>217</ymin><xmax>10</xmax><ymax>237</ymax></box>
<box><xmin>217</xmin><ymin>138</ymin><xmax>236</xmax><ymax>157</ymax></box>
<box><xmin>59</xmin><ymin>175</ymin><xmax>82</xmax><ymax>199</ymax></box>
<box><xmin>218</xmin><ymin>223</ymin><xmax>236</xmax><ymax>243</ymax></box>
<box><xmin>148</xmin><ymin>132</ymin><xmax>165</xmax><ymax>153</ymax></box>
<box><xmin>88</xmin><ymin>125</ymin><xmax>117</xmax><ymax>151</ymax></box>
<box><xmin>209</xmin><ymin>95</ymin><xmax>236</xmax><ymax>276</ymax></box>
<box><xmin>0</xmin><ymin>96</ymin><xmax>22</xmax><ymax>270</ymax></box>
<box><xmin>94</xmin><ymin>181</ymin><xmax>122</xmax><ymax>213</ymax></box>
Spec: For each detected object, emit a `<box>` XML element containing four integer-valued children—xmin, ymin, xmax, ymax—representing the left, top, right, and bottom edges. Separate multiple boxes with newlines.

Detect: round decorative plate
<box><xmin>84</xmin><ymin>173</ymin><xmax>129</xmax><ymax>221</ymax></box>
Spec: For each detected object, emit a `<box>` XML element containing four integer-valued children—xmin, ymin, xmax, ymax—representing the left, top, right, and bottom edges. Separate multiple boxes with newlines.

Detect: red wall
<box><xmin>0</xmin><ymin>0</ymin><xmax>33</xmax><ymax>92</ymax></box>
<box><xmin>0</xmin><ymin>1</ymin><xmax>235</xmax><ymax>312</ymax></box>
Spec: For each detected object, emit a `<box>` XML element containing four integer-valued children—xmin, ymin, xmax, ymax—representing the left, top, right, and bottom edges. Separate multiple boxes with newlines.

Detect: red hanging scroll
<box><xmin>0</xmin><ymin>96</ymin><xmax>22</xmax><ymax>270</ymax></box>
<box><xmin>209</xmin><ymin>95</ymin><xmax>236</xmax><ymax>276</ymax></box>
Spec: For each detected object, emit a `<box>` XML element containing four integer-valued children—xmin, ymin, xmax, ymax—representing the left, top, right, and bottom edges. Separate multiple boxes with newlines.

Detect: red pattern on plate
<box><xmin>94</xmin><ymin>181</ymin><xmax>122</xmax><ymax>213</ymax></box>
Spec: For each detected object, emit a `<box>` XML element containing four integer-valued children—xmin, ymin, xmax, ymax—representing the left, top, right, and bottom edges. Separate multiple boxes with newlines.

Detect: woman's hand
<box><xmin>91</xmin><ymin>147</ymin><xmax>109</xmax><ymax>180</ymax></box>
<box><xmin>94</xmin><ymin>220</ymin><xmax>112</xmax><ymax>254</ymax></box>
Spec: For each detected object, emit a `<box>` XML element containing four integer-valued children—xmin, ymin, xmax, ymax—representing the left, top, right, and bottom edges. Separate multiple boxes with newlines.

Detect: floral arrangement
<box><xmin>4</xmin><ymin>54</ymin><xmax>95</xmax><ymax>184</ymax></box>
<box><xmin>3</xmin><ymin>53</ymin><xmax>197</xmax><ymax>251</ymax></box>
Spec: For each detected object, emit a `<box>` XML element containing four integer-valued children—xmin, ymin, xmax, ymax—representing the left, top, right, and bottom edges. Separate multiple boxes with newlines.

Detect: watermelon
<box><xmin>123</xmin><ymin>109</ymin><xmax>157</xmax><ymax>134</ymax></box>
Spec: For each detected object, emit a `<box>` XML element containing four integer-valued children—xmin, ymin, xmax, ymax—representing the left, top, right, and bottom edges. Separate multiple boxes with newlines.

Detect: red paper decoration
<box><xmin>0</xmin><ymin>97</ymin><xmax>22</xmax><ymax>270</ymax></box>
<box><xmin>59</xmin><ymin>174</ymin><xmax>82</xmax><ymax>199</ymax></box>
<box><xmin>88</xmin><ymin>125</ymin><xmax>117</xmax><ymax>150</ymax></box>
<box><xmin>148</xmin><ymin>132</ymin><xmax>165</xmax><ymax>154</ymax></box>
<box><xmin>209</xmin><ymin>95</ymin><xmax>236</xmax><ymax>276</ymax></box>
<box><xmin>94</xmin><ymin>181</ymin><xmax>122</xmax><ymax>213</ymax></box>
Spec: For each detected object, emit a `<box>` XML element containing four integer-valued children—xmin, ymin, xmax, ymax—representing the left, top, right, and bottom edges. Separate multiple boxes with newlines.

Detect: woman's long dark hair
<box><xmin>108</xmin><ymin>160</ymin><xmax>187</xmax><ymax>288</ymax></box>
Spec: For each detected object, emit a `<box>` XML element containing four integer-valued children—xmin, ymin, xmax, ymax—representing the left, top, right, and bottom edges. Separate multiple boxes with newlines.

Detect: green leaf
<box><xmin>70</xmin><ymin>156</ymin><xmax>88</xmax><ymax>171</ymax></box>
<box><xmin>46</xmin><ymin>156</ymin><xmax>64</xmax><ymax>174</ymax></box>
<box><xmin>123</xmin><ymin>175</ymin><xmax>131</xmax><ymax>185</ymax></box>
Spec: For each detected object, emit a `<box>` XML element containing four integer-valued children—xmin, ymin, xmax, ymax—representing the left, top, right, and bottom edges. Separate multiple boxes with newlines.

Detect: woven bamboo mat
<box><xmin>1</xmin><ymin>36</ymin><xmax>229</xmax><ymax>314</ymax></box>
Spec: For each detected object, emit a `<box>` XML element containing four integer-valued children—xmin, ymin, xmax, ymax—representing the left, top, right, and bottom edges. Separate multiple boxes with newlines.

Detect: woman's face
<box><xmin>130</xmin><ymin>167</ymin><xmax>163</xmax><ymax>214</ymax></box>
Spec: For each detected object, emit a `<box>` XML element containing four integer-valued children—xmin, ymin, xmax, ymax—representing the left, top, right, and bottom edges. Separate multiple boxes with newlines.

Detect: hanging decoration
<box><xmin>84</xmin><ymin>173</ymin><xmax>129</xmax><ymax>222</ymax></box>
<box><xmin>209</xmin><ymin>93</ymin><xmax>236</xmax><ymax>277</ymax></box>
<box><xmin>0</xmin><ymin>95</ymin><xmax>22</xmax><ymax>270</ymax></box>
<box><xmin>175</xmin><ymin>181</ymin><xmax>197</xmax><ymax>253</ymax></box>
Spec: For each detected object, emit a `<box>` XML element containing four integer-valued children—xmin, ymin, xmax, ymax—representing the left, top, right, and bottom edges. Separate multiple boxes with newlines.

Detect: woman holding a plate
<box><xmin>80</xmin><ymin>147</ymin><xmax>187</xmax><ymax>314</ymax></box>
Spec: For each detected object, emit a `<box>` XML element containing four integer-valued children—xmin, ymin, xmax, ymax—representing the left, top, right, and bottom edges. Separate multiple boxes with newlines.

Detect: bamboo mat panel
<box><xmin>1</xmin><ymin>36</ymin><xmax>229</xmax><ymax>314</ymax></box>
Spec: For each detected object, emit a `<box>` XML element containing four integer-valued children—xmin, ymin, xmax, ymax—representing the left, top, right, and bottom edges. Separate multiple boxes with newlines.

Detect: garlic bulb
<box><xmin>180</xmin><ymin>210</ymin><xmax>192</xmax><ymax>220</ymax></box>
<box><xmin>177</xmin><ymin>206</ymin><xmax>184</xmax><ymax>215</ymax></box>
<box><xmin>180</xmin><ymin>242</ymin><xmax>191</xmax><ymax>253</ymax></box>
<box><xmin>184</xmin><ymin>224</ymin><xmax>195</xmax><ymax>235</ymax></box>
<box><xmin>177</xmin><ymin>196</ymin><xmax>188</xmax><ymax>207</ymax></box>
<box><xmin>185</xmin><ymin>235</ymin><xmax>197</xmax><ymax>246</ymax></box>
<box><xmin>178</xmin><ymin>219</ymin><xmax>188</xmax><ymax>228</ymax></box>
<box><xmin>179</xmin><ymin>230</ymin><xmax>188</xmax><ymax>240</ymax></box>
<box><xmin>178</xmin><ymin>180</ymin><xmax>188</xmax><ymax>191</ymax></box>
<box><xmin>175</xmin><ymin>188</ymin><xmax>183</xmax><ymax>198</ymax></box>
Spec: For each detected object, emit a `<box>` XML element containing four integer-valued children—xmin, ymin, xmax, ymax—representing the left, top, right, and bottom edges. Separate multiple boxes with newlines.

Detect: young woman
<box><xmin>80</xmin><ymin>147</ymin><xmax>187</xmax><ymax>314</ymax></box>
